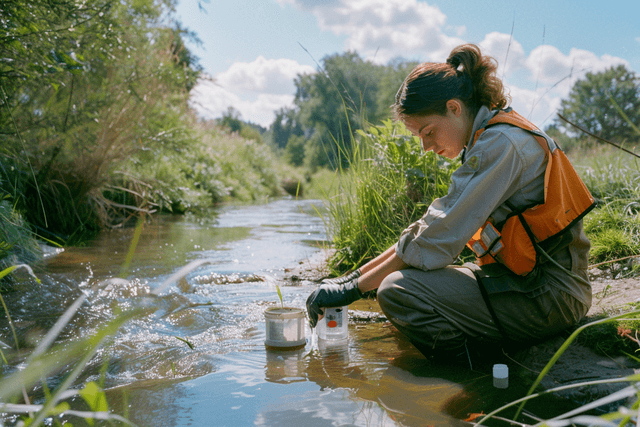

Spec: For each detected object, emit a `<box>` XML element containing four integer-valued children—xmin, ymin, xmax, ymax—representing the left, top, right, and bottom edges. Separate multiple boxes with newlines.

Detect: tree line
<box><xmin>265</xmin><ymin>53</ymin><xmax>418</xmax><ymax>169</ymax></box>
<box><xmin>262</xmin><ymin>54</ymin><xmax>639</xmax><ymax>168</ymax></box>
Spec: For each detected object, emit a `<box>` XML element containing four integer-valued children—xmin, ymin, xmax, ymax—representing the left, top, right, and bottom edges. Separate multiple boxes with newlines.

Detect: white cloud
<box><xmin>203</xmin><ymin>1</ymin><xmax>630</xmax><ymax>130</ymax></box>
<box><xmin>217</xmin><ymin>56</ymin><xmax>314</xmax><ymax>94</ymax></box>
<box><xmin>277</xmin><ymin>0</ymin><xmax>465</xmax><ymax>63</ymax></box>
<box><xmin>189</xmin><ymin>57</ymin><xmax>315</xmax><ymax>127</ymax></box>
<box><xmin>520</xmin><ymin>46</ymin><xmax>629</xmax><ymax>118</ymax></box>
<box><xmin>506</xmin><ymin>84</ymin><xmax>563</xmax><ymax>128</ymax></box>
<box><xmin>478</xmin><ymin>32</ymin><xmax>526</xmax><ymax>78</ymax></box>
<box><xmin>475</xmin><ymin>33</ymin><xmax>629</xmax><ymax>127</ymax></box>
<box><xmin>525</xmin><ymin>46</ymin><xmax>627</xmax><ymax>88</ymax></box>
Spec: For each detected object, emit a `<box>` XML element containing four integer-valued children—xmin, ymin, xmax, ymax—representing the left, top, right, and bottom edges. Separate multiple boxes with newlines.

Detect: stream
<box><xmin>2</xmin><ymin>198</ymin><xmax>577</xmax><ymax>426</ymax></box>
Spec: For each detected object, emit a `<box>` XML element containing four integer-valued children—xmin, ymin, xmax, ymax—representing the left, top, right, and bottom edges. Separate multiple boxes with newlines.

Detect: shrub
<box><xmin>327</xmin><ymin>119</ymin><xmax>458</xmax><ymax>272</ymax></box>
<box><xmin>0</xmin><ymin>200</ymin><xmax>41</xmax><ymax>275</ymax></box>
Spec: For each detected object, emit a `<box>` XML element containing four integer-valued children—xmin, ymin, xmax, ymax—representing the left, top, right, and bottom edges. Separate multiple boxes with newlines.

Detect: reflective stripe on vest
<box><xmin>465</xmin><ymin>109</ymin><xmax>596</xmax><ymax>276</ymax></box>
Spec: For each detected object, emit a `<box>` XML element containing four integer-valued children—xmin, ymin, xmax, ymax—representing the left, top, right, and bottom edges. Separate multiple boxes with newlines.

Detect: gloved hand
<box><xmin>320</xmin><ymin>269</ymin><xmax>361</xmax><ymax>286</ymax></box>
<box><xmin>306</xmin><ymin>278</ymin><xmax>362</xmax><ymax>328</ymax></box>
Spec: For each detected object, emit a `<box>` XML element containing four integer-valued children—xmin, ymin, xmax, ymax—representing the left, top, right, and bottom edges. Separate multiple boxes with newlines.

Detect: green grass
<box><xmin>570</xmin><ymin>145</ymin><xmax>640</xmax><ymax>272</ymax></box>
<box><xmin>0</xmin><ymin>199</ymin><xmax>41</xmax><ymax>278</ymax></box>
<box><xmin>326</xmin><ymin>119</ymin><xmax>458</xmax><ymax>273</ymax></box>
<box><xmin>323</xmin><ymin>126</ymin><xmax>640</xmax><ymax>275</ymax></box>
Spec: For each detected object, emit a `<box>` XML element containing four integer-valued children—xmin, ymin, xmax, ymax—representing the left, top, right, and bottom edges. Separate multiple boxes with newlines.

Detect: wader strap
<box><xmin>473</xmin><ymin>271</ymin><xmax>510</xmax><ymax>340</ymax></box>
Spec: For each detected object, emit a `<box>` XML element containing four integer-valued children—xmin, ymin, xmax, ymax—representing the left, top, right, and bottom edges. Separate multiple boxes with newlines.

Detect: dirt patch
<box><xmin>588</xmin><ymin>270</ymin><xmax>640</xmax><ymax>316</ymax></box>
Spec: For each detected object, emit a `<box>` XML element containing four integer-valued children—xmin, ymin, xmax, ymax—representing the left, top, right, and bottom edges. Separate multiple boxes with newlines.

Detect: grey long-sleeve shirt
<box><xmin>395</xmin><ymin>106</ymin><xmax>549</xmax><ymax>271</ymax></box>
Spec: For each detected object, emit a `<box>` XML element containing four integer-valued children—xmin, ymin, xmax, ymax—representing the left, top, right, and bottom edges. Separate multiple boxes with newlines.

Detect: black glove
<box><xmin>320</xmin><ymin>269</ymin><xmax>361</xmax><ymax>286</ymax></box>
<box><xmin>306</xmin><ymin>278</ymin><xmax>362</xmax><ymax>328</ymax></box>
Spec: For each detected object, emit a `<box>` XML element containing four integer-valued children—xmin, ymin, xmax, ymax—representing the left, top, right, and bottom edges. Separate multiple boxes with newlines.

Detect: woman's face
<box><xmin>403</xmin><ymin>99</ymin><xmax>473</xmax><ymax>159</ymax></box>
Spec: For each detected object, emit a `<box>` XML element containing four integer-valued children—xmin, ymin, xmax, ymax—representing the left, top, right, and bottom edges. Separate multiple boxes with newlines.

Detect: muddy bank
<box><xmin>283</xmin><ymin>250</ymin><xmax>640</xmax><ymax>412</ymax></box>
<box><xmin>512</xmin><ymin>272</ymin><xmax>640</xmax><ymax>409</ymax></box>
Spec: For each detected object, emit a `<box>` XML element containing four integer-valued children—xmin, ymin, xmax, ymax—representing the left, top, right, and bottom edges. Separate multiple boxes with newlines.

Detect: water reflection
<box><xmin>265</xmin><ymin>347</ymin><xmax>307</xmax><ymax>384</ymax></box>
<box><xmin>107</xmin><ymin>322</ymin><xmax>480</xmax><ymax>426</ymax></box>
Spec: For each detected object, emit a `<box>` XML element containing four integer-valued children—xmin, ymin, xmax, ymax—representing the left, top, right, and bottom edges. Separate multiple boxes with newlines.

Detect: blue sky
<box><xmin>175</xmin><ymin>0</ymin><xmax>640</xmax><ymax>129</ymax></box>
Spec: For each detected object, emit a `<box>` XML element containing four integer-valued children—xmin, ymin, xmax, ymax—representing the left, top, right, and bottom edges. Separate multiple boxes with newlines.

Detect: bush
<box><xmin>115</xmin><ymin>121</ymin><xmax>284</xmax><ymax>217</ymax></box>
<box><xmin>327</xmin><ymin>120</ymin><xmax>458</xmax><ymax>272</ymax></box>
<box><xmin>0</xmin><ymin>199</ymin><xmax>41</xmax><ymax>283</ymax></box>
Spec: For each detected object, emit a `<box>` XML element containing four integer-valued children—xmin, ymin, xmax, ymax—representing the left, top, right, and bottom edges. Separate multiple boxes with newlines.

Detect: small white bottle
<box><xmin>493</xmin><ymin>364</ymin><xmax>509</xmax><ymax>389</ymax></box>
<box><xmin>316</xmin><ymin>306</ymin><xmax>348</xmax><ymax>341</ymax></box>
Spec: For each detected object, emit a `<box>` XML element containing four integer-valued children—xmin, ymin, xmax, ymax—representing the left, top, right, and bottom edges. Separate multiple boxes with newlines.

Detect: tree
<box><xmin>0</xmin><ymin>0</ymin><xmax>203</xmax><ymax>238</ymax></box>
<box><xmin>275</xmin><ymin>52</ymin><xmax>418</xmax><ymax>169</ymax></box>
<box><xmin>293</xmin><ymin>51</ymin><xmax>386</xmax><ymax>168</ymax></box>
<box><xmin>219</xmin><ymin>107</ymin><xmax>243</xmax><ymax>133</ymax></box>
<box><xmin>219</xmin><ymin>107</ymin><xmax>264</xmax><ymax>142</ymax></box>
<box><xmin>284</xmin><ymin>135</ymin><xmax>306</xmax><ymax>166</ymax></box>
<box><xmin>269</xmin><ymin>107</ymin><xmax>303</xmax><ymax>150</ymax></box>
<box><xmin>375</xmin><ymin>58</ymin><xmax>419</xmax><ymax>119</ymax></box>
<box><xmin>557</xmin><ymin>65</ymin><xmax>640</xmax><ymax>142</ymax></box>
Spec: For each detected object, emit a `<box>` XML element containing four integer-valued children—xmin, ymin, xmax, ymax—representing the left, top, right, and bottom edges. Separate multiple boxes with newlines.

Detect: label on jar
<box><xmin>325</xmin><ymin>308</ymin><xmax>343</xmax><ymax>328</ymax></box>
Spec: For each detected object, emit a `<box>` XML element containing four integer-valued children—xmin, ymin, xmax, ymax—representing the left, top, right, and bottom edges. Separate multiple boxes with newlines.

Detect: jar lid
<box><xmin>264</xmin><ymin>307</ymin><xmax>305</xmax><ymax>319</ymax></box>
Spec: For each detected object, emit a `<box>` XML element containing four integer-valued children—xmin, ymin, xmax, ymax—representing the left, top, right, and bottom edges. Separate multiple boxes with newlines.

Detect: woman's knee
<box><xmin>377</xmin><ymin>270</ymin><xmax>405</xmax><ymax>308</ymax></box>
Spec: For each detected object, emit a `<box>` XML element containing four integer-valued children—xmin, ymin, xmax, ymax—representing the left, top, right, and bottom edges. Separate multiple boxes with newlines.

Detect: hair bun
<box><xmin>446</xmin><ymin>55</ymin><xmax>462</xmax><ymax>70</ymax></box>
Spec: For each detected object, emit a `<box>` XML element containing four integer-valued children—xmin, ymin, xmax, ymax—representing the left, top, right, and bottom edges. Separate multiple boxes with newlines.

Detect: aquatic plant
<box><xmin>276</xmin><ymin>284</ymin><xmax>284</xmax><ymax>308</ymax></box>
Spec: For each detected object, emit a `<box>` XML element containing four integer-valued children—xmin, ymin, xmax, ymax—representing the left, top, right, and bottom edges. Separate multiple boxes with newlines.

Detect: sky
<box><xmin>174</xmin><ymin>0</ymin><xmax>640</xmax><ymax>130</ymax></box>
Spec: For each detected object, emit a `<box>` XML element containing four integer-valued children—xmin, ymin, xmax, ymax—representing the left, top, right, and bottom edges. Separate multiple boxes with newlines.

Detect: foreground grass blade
<box><xmin>475</xmin><ymin>376</ymin><xmax>639</xmax><ymax>426</ymax></box>
<box><xmin>511</xmin><ymin>310</ymin><xmax>640</xmax><ymax>421</ymax></box>
<box><xmin>27</xmin><ymin>293</ymin><xmax>88</xmax><ymax>363</ymax></box>
<box><xmin>152</xmin><ymin>259</ymin><xmax>217</xmax><ymax>296</ymax></box>
<box><xmin>0</xmin><ymin>307</ymin><xmax>143</xmax><ymax>402</ymax></box>
<box><xmin>119</xmin><ymin>217</ymin><xmax>145</xmax><ymax>278</ymax></box>
<box><xmin>276</xmin><ymin>284</ymin><xmax>284</xmax><ymax>308</ymax></box>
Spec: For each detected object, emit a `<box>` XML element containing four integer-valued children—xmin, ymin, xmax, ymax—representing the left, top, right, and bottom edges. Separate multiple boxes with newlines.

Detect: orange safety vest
<box><xmin>465</xmin><ymin>109</ymin><xmax>596</xmax><ymax>276</ymax></box>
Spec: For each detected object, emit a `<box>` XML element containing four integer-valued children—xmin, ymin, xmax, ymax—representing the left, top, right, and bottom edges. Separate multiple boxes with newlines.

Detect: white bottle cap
<box><xmin>493</xmin><ymin>364</ymin><xmax>508</xmax><ymax>378</ymax></box>
<box><xmin>493</xmin><ymin>364</ymin><xmax>509</xmax><ymax>389</ymax></box>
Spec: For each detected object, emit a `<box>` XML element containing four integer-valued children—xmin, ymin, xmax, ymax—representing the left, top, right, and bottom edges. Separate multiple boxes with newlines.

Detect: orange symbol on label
<box><xmin>327</xmin><ymin>320</ymin><xmax>338</xmax><ymax>328</ymax></box>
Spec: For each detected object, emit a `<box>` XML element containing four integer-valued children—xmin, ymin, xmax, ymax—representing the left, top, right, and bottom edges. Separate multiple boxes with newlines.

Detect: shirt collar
<box><xmin>461</xmin><ymin>106</ymin><xmax>499</xmax><ymax>163</ymax></box>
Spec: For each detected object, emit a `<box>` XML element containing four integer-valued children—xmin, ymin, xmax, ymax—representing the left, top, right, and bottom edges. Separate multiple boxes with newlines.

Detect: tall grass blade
<box><xmin>608</xmin><ymin>95</ymin><xmax>640</xmax><ymax>137</ymax></box>
<box><xmin>558</xmin><ymin>114</ymin><xmax>640</xmax><ymax>159</ymax></box>
<box><xmin>475</xmin><ymin>375</ymin><xmax>639</xmax><ymax>425</ymax></box>
<box><xmin>0</xmin><ymin>292</ymin><xmax>19</xmax><ymax>355</ymax></box>
<box><xmin>0</xmin><ymin>308</ymin><xmax>143</xmax><ymax>424</ymax></box>
<box><xmin>0</xmin><ymin>403</ymin><xmax>137</xmax><ymax>426</ymax></box>
<box><xmin>152</xmin><ymin>259</ymin><xmax>217</xmax><ymax>296</ymax></box>
<box><xmin>119</xmin><ymin>217</ymin><xmax>144</xmax><ymax>278</ymax></box>
<box><xmin>543</xmin><ymin>382</ymin><xmax>640</xmax><ymax>424</ymax></box>
<box><xmin>0</xmin><ymin>264</ymin><xmax>41</xmax><ymax>282</ymax></box>
<box><xmin>0</xmin><ymin>265</ymin><xmax>39</xmax><ymax>356</ymax></box>
<box><xmin>512</xmin><ymin>310</ymin><xmax>640</xmax><ymax>420</ymax></box>
<box><xmin>26</xmin><ymin>293</ymin><xmax>88</xmax><ymax>362</ymax></box>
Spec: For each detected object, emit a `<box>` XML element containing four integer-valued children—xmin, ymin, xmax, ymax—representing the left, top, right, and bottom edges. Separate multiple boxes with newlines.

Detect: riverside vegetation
<box><xmin>1</xmin><ymin>0</ymin><xmax>640</xmax><ymax>422</ymax></box>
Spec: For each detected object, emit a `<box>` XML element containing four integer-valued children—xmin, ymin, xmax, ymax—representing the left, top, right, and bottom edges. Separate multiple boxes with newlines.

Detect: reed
<box><xmin>325</xmin><ymin>119</ymin><xmax>458</xmax><ymax>272</ymax></box>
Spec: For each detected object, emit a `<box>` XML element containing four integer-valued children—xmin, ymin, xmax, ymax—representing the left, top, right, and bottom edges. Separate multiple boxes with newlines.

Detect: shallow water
<box><xmin>2</xmin><ymin>198</ymin><xmax>576</xmax><ymax>426</ymax></box>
